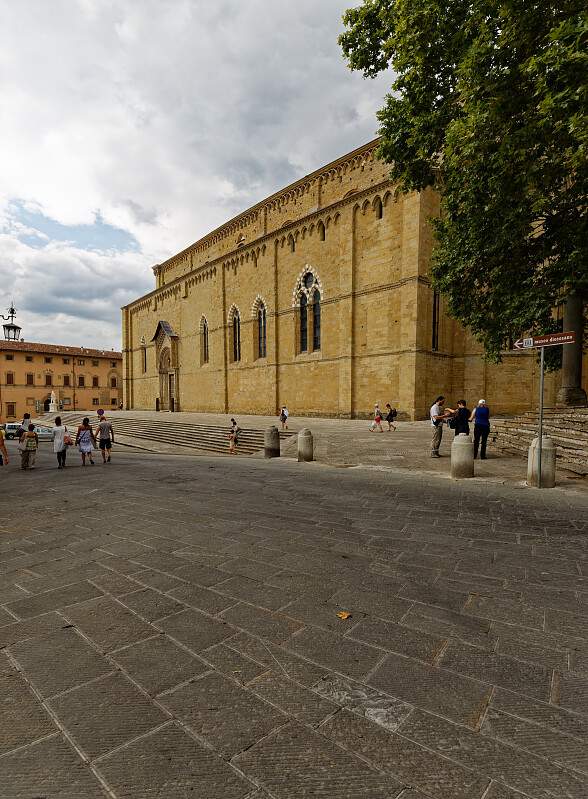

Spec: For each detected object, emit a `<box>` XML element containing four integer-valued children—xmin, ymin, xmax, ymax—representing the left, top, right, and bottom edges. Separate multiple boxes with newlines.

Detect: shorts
<box><xmin>99</xmin><ymin>438</ymin><xmax>112</xmax><ymax>450</ymax></box>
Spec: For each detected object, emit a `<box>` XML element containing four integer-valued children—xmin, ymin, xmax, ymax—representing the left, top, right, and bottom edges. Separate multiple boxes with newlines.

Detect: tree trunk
<box><xmin>556</xmin><ymin>293</ymin><xmax>587</xmax><ymax>406</ymax></box>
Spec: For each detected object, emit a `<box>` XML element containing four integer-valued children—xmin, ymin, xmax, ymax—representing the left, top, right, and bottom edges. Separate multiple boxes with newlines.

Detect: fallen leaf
<box><xmin>336</xmin><ymin>611</ymin><xmax>352</xmax><ymax>620</ymax></box>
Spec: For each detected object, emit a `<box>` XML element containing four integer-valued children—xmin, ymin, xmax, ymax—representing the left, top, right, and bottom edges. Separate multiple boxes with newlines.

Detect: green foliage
<box><xmin>340</xmin><ymin>1</ymin><xmax>588</xmax><ymax>362</ymax></box>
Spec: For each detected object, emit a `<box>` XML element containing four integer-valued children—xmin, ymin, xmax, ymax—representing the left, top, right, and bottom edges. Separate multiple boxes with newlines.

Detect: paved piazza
<box><xmin>1</xmin><ymin>446</ymin><xmax>587</xmax><ymax>799</ymax></box>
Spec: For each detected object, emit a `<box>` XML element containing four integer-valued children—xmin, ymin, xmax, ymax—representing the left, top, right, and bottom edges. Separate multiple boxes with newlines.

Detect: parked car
<box><xmin>1</xmin><ymin>423</ymin><xmax>53</xmax><ymax>441</ymax></box>
<box><xmin>2</xmin><ymin>423</ymin><xmax>22</xmax><ymax>439</ymax></box>
<box><xmin>34</xmin><ymin>426</ymin><xmax>54</xmax><ymax>442</ymax></box>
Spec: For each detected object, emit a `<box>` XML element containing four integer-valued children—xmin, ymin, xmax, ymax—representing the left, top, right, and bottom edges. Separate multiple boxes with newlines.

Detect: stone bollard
<box><xmin>264</xmin><ymin>426</ymin><xmax>280</xmax><ymax>459</ymax></box>
<box><xmin>297</xmin><ymin>428</ymin><xmax>313</xmax><ymax>462</ymax></box>
<box><xmin>527</xmin><ymin>436</ymin><xmax>556</xmax><ymax>488</ymax></box>
<box><xmin>450</xmin><ymin>433</ymin><xmax>474</xmax><ymax>479</ymax></box>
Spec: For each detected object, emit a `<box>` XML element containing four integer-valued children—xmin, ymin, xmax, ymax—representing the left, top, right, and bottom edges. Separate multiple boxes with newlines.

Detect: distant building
<box><xmin>0</xmin><ymin>340</ymin><xmax>122</xmax><ymax>422</ymax></box>
<box><xmin>122</xmin><ymin>139</ymin><xmax>586</xmax><ymax>419</ymax></box>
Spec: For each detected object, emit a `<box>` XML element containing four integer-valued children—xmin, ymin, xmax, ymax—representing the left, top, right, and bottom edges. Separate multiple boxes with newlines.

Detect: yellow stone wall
<box><xmin>123</xmin><ymin>140</ymin><xmax>586</xmax><ymax>419</ymax></box>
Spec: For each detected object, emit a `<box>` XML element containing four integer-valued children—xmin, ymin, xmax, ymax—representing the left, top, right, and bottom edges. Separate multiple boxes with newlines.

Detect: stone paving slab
<box><xmin>1</xmin><ymin>444</ymin><xmax>588</xmax><ymax>798</ymax></box>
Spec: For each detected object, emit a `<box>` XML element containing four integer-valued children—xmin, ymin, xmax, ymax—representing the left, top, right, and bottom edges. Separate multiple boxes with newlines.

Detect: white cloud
<box><xmin>0</xmin><ymin>0</ymin><xmax>392</xmax><ymax>349</ymax></box>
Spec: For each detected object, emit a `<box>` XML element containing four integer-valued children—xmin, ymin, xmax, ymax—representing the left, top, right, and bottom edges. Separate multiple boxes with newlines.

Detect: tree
<box><xmin>340</xmin><ymin>0</ymin><xmax>588</xmax><ymax>365</ymax></box>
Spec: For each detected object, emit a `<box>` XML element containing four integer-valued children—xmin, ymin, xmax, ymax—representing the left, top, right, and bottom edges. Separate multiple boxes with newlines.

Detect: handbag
<box><xmin>63</xmin><ymin>427</ymin><xmax>73</xmax><ymax>446</ymax></box>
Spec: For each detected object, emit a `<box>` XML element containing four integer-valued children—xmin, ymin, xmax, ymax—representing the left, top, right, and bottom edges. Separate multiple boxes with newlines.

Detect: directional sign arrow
<box><xmin>513</xmin><ymin>339</ymin><xmax>525</xmax><ymax>350</ymax></box>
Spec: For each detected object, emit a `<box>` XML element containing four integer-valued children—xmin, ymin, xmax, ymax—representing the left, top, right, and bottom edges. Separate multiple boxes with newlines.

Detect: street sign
<box><xmin>513</xmin><ymin>331</ymin><xmax>576</xmax><ymax>350</ymax></box>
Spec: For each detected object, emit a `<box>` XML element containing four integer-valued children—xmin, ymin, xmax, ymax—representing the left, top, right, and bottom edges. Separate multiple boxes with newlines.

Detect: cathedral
<box><xmin>122</xmin><ymin>139</ymin><xmax>581</xmax><ymax>419</ymax></box>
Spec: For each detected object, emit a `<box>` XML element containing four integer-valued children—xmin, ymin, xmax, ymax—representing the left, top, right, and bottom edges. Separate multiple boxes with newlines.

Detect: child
<box><xmin>369</xmin><ymin>404</ymin><xmax>384</xmax><ymax>432</ymax></box>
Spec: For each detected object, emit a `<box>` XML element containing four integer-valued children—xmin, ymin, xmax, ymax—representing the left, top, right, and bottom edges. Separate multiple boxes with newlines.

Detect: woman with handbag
<box><xmin>75</xmin><ymin>417</ymin><xmax>96</xmax><ymax>466</ymax></box>
<box><xmin>52</xmin><ymin>416</ymin><xmax>71</xmax><ymax>469</ymax></box>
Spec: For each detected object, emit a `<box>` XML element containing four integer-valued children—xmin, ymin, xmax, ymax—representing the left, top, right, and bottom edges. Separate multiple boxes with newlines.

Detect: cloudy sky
<box><xmin>0</xmin><ymin>1</ymin><xmax>392</xmax><ymax>350</ymax></box>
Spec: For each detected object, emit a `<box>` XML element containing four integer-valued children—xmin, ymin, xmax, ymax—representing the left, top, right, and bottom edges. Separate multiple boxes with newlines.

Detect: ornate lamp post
<box><xmin>1</xmin><ymin>304</ymin><xmax>22</xmax><ymax>341</ymax></box>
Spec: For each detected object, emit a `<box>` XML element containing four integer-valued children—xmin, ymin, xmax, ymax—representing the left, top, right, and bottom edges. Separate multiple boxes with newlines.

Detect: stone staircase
<box><xmin>36</xmin><ymin>412</ymin><xmax>294</xmax><ymax>456</ymax></box>
<box><xmin>492</xmin><ymin>407</ymin><xmax>588</xmax><ymax>476</ymax></box>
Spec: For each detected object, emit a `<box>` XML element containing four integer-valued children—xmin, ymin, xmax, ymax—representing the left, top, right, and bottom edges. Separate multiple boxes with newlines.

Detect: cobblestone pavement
<box><xmin>1</xmin><ymin>446</ymin><xmax>587</xmax><ymax>799</ymax></box>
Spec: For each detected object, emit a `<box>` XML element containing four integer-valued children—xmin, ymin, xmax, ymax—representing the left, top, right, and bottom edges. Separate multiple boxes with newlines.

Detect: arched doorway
<box><xmin>43</xmin><ymin>396</ymin><xmax>51</xmax><ymax>412</ymax></box>
<box><xmin>159</xmin><ymin>347</ymin><xmax>176</xmax><ymax>411</ymax></box>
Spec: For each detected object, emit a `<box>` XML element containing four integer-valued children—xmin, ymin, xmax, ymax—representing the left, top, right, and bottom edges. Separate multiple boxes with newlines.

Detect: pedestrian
<box><xmin>228</xmin><ymin>418</ymin><xmax>240</xmax><ymax>455</ymax></box>
<box><xmin>279</xmin><ymin>406</ymin><xmax>289</xmax><ymax>430</ymax></box>
<box><xmin>470</xmin><ymin>399</ymin><xmax>491</xmax><ymax>459</ymax></box>
<box><xmin>52</xmin><ymin>416</ymin><xmax>70</xmax><ymax>469</ymax></box>
<box><xmin>0</xmin><ymin>426</ymin><xmax>9</xmax><ymax>467</ymax></box>
<box><xmin>17</xmin><ymin>412</ymin><xmax>31</xmax><ymax>440</ymax></box>
<box><xmin>95</xmin><ymin>415</ymin><xmax>114</xmax><ymax>463</ymax></box>
<box><xmin>75</xmin><ymin>417</ymin><xmax>96</xmax><ymax>466</ymax></box>
<box><xmin>369</xmin><ymin>403</ymin><xmax>384</xmax><ymax>432</ymax></box>
<box><xmin>384</xmin><ymin>403</ymin><xmax>398</xmax><ymax>431</ymax></box>
<box><xmin>19</xmin><ymin>423</ymin><xmax>38</xmax><ymax>470</ymax></box>
<box><xmin>430</xmin><ymin>395</ymin><xmax>448</xmax><ymax>457</ymax></box>
<box><xmin>451</xmin><ymin>400</ymin><xmax>471</xmax><ymax>436</ymax></box>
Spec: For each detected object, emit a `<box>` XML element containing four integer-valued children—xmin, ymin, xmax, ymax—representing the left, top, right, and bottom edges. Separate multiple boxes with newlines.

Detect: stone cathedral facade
<box><xmin>122</xmin><ymin>139</ymin><xmax>574</xmax><ymax>419</ymax></box>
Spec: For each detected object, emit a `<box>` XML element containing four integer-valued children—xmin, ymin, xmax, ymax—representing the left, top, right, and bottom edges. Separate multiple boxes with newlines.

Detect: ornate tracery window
<box><xmin>294</xmin><ymin>270</ymin><xmax>322</xmax><ymax>354</ymax></box>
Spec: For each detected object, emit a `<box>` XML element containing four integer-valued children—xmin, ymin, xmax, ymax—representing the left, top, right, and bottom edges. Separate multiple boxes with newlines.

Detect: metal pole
<box><xmin>537</xmin><ymin>346</ymin><xmax>545</xmax><ymax>488</ymax></box>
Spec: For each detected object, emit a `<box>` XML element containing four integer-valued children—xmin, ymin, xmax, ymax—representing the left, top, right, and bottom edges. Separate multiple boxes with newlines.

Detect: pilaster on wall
<box><xmin>220</xmin><ymin>262</ymin><xmax>228</xmax><ymax>414</ymax></box>
<box><xmin>122</xmin><ymin>307</ymin><xmax>133</xmax><ymax>409</ymax></box>
<box><xmin>338</xmin><ymin>205</ymin><xmax>355</xmax><ymax>417</ymax></box>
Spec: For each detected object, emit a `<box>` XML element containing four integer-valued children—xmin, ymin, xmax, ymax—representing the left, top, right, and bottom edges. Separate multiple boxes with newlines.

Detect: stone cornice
<box><xmin>123</xmin><ymin>175</ymin><xmax>396</xmax><ymax>314</ymax></box>
<box><xmin>155</xmin><ymin>138</ymin><xmax>381</xmax><ymax>275</ymax></box>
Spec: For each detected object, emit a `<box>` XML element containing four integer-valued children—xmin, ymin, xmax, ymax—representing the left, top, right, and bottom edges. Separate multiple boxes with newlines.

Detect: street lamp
<box><xmin>1</xmin><ymin>303</ymin><xmax>22</xmax><ymax>341</ymax></box>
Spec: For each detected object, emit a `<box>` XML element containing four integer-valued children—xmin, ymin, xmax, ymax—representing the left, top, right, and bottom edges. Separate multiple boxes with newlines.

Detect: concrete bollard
<box><xmin>297</xmin><ymin>428</ymin><xmax>314</xmax><ymax>462</ymax></box>
<box><xmin>264</xmin><ymin>426</ymin><xmax>280</xmax><ymax>458</ymax></box>
<box><xmin>527</xmin><ymin>436</ymin><xmax>556</xmax><ymax>488</ymax></box>
<box><xmin>450</xmin><ymin>433</ymin><xmax>474</xmax><ymax>479</ymax></box>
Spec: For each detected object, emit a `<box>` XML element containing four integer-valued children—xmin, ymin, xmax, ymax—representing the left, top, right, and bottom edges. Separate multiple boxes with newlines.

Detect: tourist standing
<box><xmin>52</xmin><ymin>416</ymin><xmax>70</xmax><ymax>469</ymax></box>
<box><xmin>279</xmin><ymin>406</ymin><xmax>289</xmax><ymax>430</ymax></box>
<box><xmin>0</xmin><ymin>426</ymin><xmax>8</xmax><ymax>467</ymax></box>
<box><xmin>95</xmin><ymin>415</ymin><xmax>114</xmax><ymax>463</ymax></box>
<box><xmin>19</xmin><ymin>424</ymin><xmax>38</xmax><ymax>470</ymax></box>
<box><xmin>470</xmin><ymin>399</ymin><xmax>491</xmax><ymax>459</ymax></box>
<box><xmin>75</xmin><ymin>418</ymin><xmax>96</xmax><ymax>466</ymax></box>
<box><xmin>430</xmin><ymin>396</ymin><xmax>448</xmax><ymax>457</ymax></box>
<box><xmin>452</xmin><ymin>400</ymin><xmax>471</xmax><ymax>436</ymax></box>
<box><xmin>369</xmin><ymin>403</ymin><xmax>384</xmax><ymax>432</ymax></box>
<box><xmin>385</xmin><ymin>403</ymin><xmax>398</xmax><ymax>431</ymax></box>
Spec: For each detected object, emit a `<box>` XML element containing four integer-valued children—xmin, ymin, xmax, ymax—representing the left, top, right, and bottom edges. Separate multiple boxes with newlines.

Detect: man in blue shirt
<box><xmin>470</xmin><ymin>399</ymin><xmax>491</xmax><ymax>459</ymax></box>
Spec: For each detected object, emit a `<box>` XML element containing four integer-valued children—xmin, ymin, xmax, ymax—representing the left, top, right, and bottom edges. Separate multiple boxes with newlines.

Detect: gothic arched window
<box><xmin>232</xmin><ymin>312</ymin><xmax>241</xmax><ymax>362</ymax></box>
<box><xmin>318</xmin><ymin>221</ymin><xmax>325</xmax><ymax>241</ymax></box>
<box><xmin>299</xmin><ymin>293</ymin><xmax>308</xmax><ymax>353</ymax></box>
<box><xmin>201</xmin><ymin>318</ymin><xmax>209</xmax><ymax>364</ymax></box>
<box><xmin>312</xmin><ymin>290</ymin><xmax>321</xmax><ymax>351</ymax></box>
<box><xmin>257</xmin><ymin>304</ymin><xmax>267</xmax><ymax>358</ymax></box>
<box><xmin>374</xmin><ymin>197</ymin><xmax>383</xmax><ymax>220</ymax></box>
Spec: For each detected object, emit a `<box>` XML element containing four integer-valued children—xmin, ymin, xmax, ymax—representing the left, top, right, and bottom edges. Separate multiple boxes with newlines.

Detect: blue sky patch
<box><xmin>6</xmin><ymin>200</ymin><xmax>139</xmax><ymax>253</ymax></box>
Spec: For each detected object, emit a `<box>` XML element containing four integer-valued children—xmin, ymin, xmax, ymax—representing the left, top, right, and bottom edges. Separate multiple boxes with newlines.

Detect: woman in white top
<box><xmin>52</xmin><ymin>416</ymin><xmax>69</xmax><ymax>469</ymax></box>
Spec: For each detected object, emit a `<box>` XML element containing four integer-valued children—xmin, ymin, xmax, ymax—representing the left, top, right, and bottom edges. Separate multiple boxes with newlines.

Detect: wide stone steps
<box><xmin>492</xmin><ymin>407</ymin><xmax>588</xmax><ymax>475</ymax></box>
<box><xmin>36</xmin><ymin>413</ymin><xmax>294</xmax><ymax>456</ymax></box>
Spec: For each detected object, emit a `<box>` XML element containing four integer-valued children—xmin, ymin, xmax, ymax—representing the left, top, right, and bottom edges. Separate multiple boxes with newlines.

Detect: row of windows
<box><xmin>3</xmin><ymin>373</ymin><xmax>117</xmax><ymax>388</ymax></box>
<box><xmin>3</xmin><ymin>354</ymin><xmax>118</xmax><ymax>367</ymax></box>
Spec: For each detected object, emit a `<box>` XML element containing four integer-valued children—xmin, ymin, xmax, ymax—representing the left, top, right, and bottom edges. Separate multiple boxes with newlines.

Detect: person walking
<box><xmin>369</xmin><ymin>403</ymin><xmax>384</xmax><ymax>432</ymax></box>
<box><xmin>19</xmin><ymin>424</ymin><xmax>38</xmax><ymax>470</ymax></box>
<box><xmin>228</xmin><ymin>418</ymin><xmax>241</xmax><ymax>455</ymax></box>
<box><xmin>279</xmin><ymin>406</ymin><xmax>289</xmax><ymax>430</ymax></box>
<box><xmin>452</xmin><ymin>400</ymin><xmax>471</xmax><ymax>436</ymax></box>
<box><xmin>470</xmin><ymin>399</ymin><xmax>491</xmax><ymax>459</ymax></box>
<box><xmin>75</xmin><ymin>418</ymin><xmax>96</xmax><ymax>466</ymax></box>
<box><xmin>0</xmin><ymin>426</ymin><xmax>9</xmax><ymax>467</ymax></box>
<box><xmin>430</xmin><ymin>396</ymin><xmax>448</xmax><ymax>457</ymax></box>
<box><xmin>95</xmin><ymin>415</ymin><xmax>114</xmax><ymax>463</ymax></box>
<box><xmin>52</xmin><ymin>416</ymin><xmax>70</xmax><ymax>469</ymax></box>
<box><xmin>384</xmin><ymin>403</ymin><xmax>398</xmax><ymax>432</ymax></box>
